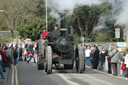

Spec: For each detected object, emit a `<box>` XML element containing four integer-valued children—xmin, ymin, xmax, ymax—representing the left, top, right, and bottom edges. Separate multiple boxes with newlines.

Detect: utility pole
<box><xmin>45</xmin><ymin>0</ymin><xmax>48</xmax><ymax>31</ymax></box>
<box><xmin>126</xmin><ymin>26</ymin><xmax>128</xmax><ymax>47</ymax></box>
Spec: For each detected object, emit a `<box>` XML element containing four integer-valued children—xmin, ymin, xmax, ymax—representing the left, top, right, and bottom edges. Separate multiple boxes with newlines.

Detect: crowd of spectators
<box><xmin>83</xmin><ymin>44</ymin><xmax>128</xmax><ymax>78</ymax></box>
<box><xmin>0</xmin><ymin>42</ymin><xmax>37</xmax><ymax>79</ymax></box>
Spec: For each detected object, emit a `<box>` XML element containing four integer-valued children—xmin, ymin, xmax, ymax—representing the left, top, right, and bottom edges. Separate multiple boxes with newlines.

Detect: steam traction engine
<box><xmin>37</xmin><ymin>14</ymin><xmax>85</xmax><ymax>74</ymax></box>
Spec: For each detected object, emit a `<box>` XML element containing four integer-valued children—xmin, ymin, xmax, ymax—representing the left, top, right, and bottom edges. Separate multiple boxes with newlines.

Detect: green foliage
<box><xmin>70</xmin><ymin>3</ymin><xmax>125</xmax><ymax>42</ymax></box>
<box><xmin>17</xmin><ymin>18</ymin><xmax>45</xmax><ymax>41</ymax></box>
<box><xmin>0</xmin><ymin>37</ymin><xmax>13</xmax><ymax>43</ymax></box>
<box><xmin>74</xmin><ymin>35</ymin><xmax>81</xmax><ymax>44</ymax></box>
<box><xmin>90</xmin><ymin>24</ymin><xmax>125</xmax><ymax>42</ymax></box>
<box><xmin>93</xmin><ymin>30</ymin><xmax>114</xmax><ymax>42</ymax></box>
<box><xmin>36</xmin><ymin>0</ymin><xmax>45</xmax><ymax>17</ymax></box>
<box><xmin>0</xmin><ymin>16</ymin><xmax>9</xmax><ymax>30</ymax></box>
<box><xmin>65</xmin><ymin>4</ymin><xmax>110</xmax><ymax>43</ymax></box>
<box><xmin>0</xmin><ymin>27</ymin><xmax>9</xmax><ymax>30</ymax></box>
<box><xmin>0</xmin><ymin>1</ymin><xmax>126</xmax><ymax>42</ymax></box>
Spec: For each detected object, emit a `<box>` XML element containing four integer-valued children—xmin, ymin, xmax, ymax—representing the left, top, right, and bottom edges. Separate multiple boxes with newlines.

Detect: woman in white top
<box><xmin>85</xmin><ymin>46</ymin><xmax>91</xmax><ymax>66</ymax></box>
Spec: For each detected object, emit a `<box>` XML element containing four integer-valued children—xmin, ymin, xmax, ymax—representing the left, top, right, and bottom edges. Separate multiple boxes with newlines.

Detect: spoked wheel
<box><xmin>46</xmin><ymin>46</ymin><xmax>53</xmax><ymax>74</ymax></box>
<box><xmin>76</xmin><ymin>46</ymin><xmax>85</xmax><ymax>73</ymax></box>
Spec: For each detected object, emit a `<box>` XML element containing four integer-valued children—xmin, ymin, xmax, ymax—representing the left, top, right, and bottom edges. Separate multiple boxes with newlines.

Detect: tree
<box><xmin>0</xmin><ymin>0</ymin><xmax>38</xmax><ymax>37</ymax></box>
<box><xmin>17</xmin><ymin>18</ymin><xmax>45</xmax><ymax>41</ymax></box>
<box><xmin>0</xmin><ymin>16</ymin><xmax>8</xmax><ymax>30</ymax></box>
<box><xmin>90</xmin><ymin>20</ymin><xmax>125</xmax><ymax>42</ymax></box>
<box><xmin>72</xmin><ymin>4</ymin><xmax>107</xmax><ymax>36</ymax></box>
<box><xmin>64</xmin><ymin>3</ymin><xmax>111</xmax><ymax>42</ymax></box>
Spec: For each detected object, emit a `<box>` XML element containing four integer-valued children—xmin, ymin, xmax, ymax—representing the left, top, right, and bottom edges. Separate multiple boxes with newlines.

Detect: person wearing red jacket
<box><xmin>0</xmin><ymin>52</ymin><xmax>6</xmax><ymax>79</ymax></box>
<box><xmin>41</xmin><ymin>30</ymin><xmax>48</xmax><ymax>40</ymax></box>
<box><xmin>2</xmin><ymin>50</ymin><xmax>7</xmax><ymax>63</ymax></box>
<box><xmin>121</xmin><ymin>60</ymin><xmax>126</xmax><ymax>77</ymax></box>
<box><xmin>0</xmin><ymin>48</ymin><xmax>7</xmax><ymax>72</ymax></box>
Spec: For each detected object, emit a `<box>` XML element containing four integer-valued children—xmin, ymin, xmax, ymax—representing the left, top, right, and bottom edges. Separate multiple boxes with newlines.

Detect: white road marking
<box><xmin>57</xmin><ymin>73</ymin><xmax>115</xmax><ymax>85</ymax></box>
<box><xmin>58</xmin><ymin>74</ymin><xmax>81</xmax><ymax>85</ymax></box>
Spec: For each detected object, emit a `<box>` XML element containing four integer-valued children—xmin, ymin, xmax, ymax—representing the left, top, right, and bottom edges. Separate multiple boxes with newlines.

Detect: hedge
<box><xmin>0</xmin><ymin>37</ymin><xmax>13</xmax><ymax>43</ymax></box>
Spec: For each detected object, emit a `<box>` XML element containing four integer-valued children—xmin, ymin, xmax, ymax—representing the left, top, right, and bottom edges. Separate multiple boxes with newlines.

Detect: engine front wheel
<box><xmin>75</xmin><ymin>46</ymin><xmax>85</xmax><ymax>73</ymax></box>
<box><xmin>46</xmin><ymin>46</ymin><xmax>53</xmax><ymax>74</ymax></box>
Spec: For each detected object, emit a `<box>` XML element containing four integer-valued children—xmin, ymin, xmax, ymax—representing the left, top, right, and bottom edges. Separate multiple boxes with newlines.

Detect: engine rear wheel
<box><xmin>37</xmin><ymin>55</ymin><xmax>44</xmax><ymax>70</ymax></box>
<box><xmin>37</xmin><ymin>39</ymin><xmax>45</xmax><ymax>70</ymax></box>
<box><xmin>37</xmin><ymin>63</ymin><xmax>44</xmax><ymax>70</ymax></box>
<box><xmin>76</xmin><ymin>46</ymin><xmax>85</xmax><ymax>73</ymax></box>
<box><xmin>46</xmin><ymin>46</ymin><xmax>53</xmax><ymax>74</ymax></box>
<box><xmin>38</xmin><ymin>39</ymin><xmax>45</xmax><ymax>56</ymax></box>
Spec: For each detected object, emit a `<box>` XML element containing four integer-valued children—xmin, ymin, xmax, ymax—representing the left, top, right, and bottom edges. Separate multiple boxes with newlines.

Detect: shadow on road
<box><xmin>51</xmin><ymin>66</ymin><xmax>104</xmax><ymax>75</ymax></box>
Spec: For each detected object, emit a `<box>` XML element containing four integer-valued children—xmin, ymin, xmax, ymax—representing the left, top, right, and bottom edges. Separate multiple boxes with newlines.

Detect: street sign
<box><xmin>117</xmin><ymin>42</ymin><xmax>126</xmax><ymax>48</ymax></box>
<box><xmin>117</xmin><ymin>42</ymin><xmax>127</xmax><ymax>51</ymax></box>
<box><xmin>115</xmin><ymin>28</ymin><xmax>120</xmax><ymax>38</ymax></box>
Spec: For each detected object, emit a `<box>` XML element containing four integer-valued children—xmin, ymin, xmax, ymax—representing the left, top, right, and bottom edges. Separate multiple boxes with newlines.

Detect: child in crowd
<box><xmin>125</xmin><ymin>49</ymin><xmax>128</xmax><ymax>78</ymax></box>
<box><xmin>121</xmin><ymin>59</ymin><xmax>126</xmax><ymax>78</ymax></box>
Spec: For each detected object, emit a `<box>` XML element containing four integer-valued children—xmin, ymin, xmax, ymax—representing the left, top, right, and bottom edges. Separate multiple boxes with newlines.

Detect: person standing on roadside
<box><xmin>107</xmin><ymin>48</ymin><xmax>112</xmax><ymax>74</ymax></box>
<box><xmin>17</xmin><ymin>46</ymin><xmax>20</xmax><ymax>61</ymax></box>
<box><xmin>5</xmin><ymin>46</ymin><xmax>11</xmax><ymax>68</ymax></box>
<box><xmin>90</xmin><ymin>46</ymin><xmax>95</xmax><ymax>68</ymax></box>
<box><xmin>10</xmin><ymin>47</ymin><xmax>14</xmax><ymax>65</ymax></box>
<box><xmin>1</xmin><ymin>48</ymin><xmax>7</xmax><ymax>72</ymax></box>
<box><xmin>19</xmin><ymin>47</ymin><xmax>23</xmax><ymax>61</ymax></box>
<box><xmin>109</xmin><ymin>45</ymin><xmax>122</xmax><ymax>76</ymax></box>
<box><xmin>121</xmin><ymin>59</ymin><xmax>126</xmax><ymax>78</ymax></box>
<box><xmin>99</xmin><ymin>49</ymin><xmax>107</xmax><ymax>71</ymax></box>
<box><xmin>125</xmin><ymin>49</ymin><xmax>128</xmax><ymax>78</ymax></box>
<box><xmin>91</xmin><ymin>45</ymin><xmax>99</xmax><ymax>69</ymax></box>
<box><xmin>0</xmin><ymin>51</ymin><xmax>6</xmax><ymax>79</ymax></box>
<box><xmin>13</xmin><ymin>48</ymin><xmax>18</xmax><ymax>65</ymax></box>
<box><xmin>24</xmin><ymin>47</ymin><xmax>27</xmax><ymax>61</ymax></box>
<box><xmin>85</xmin><ymin>46</ymin><xmax>91</xmax><ymax>66</ymax></box>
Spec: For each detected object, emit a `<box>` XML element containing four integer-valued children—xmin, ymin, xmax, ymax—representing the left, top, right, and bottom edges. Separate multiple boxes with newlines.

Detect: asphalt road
<box><xmin>16</xmin><ymin>61</ymin><xmax>128</xmax><ymax>85</ymax></box>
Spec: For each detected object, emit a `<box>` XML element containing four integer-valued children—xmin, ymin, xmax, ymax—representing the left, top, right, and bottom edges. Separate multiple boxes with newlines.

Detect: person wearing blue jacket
<box><xmin>99</xmin><ymin>49</ymin><xmax>107</xmax><ymax>71</ymax></box>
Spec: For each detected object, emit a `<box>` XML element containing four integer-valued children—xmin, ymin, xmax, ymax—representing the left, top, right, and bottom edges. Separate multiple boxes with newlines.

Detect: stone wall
<box><xmin>0</xmin><ymin>31</ymin><xmax>12</xmax><ymax>37</ymax></box>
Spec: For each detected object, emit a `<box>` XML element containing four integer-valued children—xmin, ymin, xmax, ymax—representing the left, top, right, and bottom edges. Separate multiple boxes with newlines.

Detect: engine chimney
<box><xmin>60</xmin><ymin>10</ymin><xmax>68</xmax><ymax>28</ymax></box>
